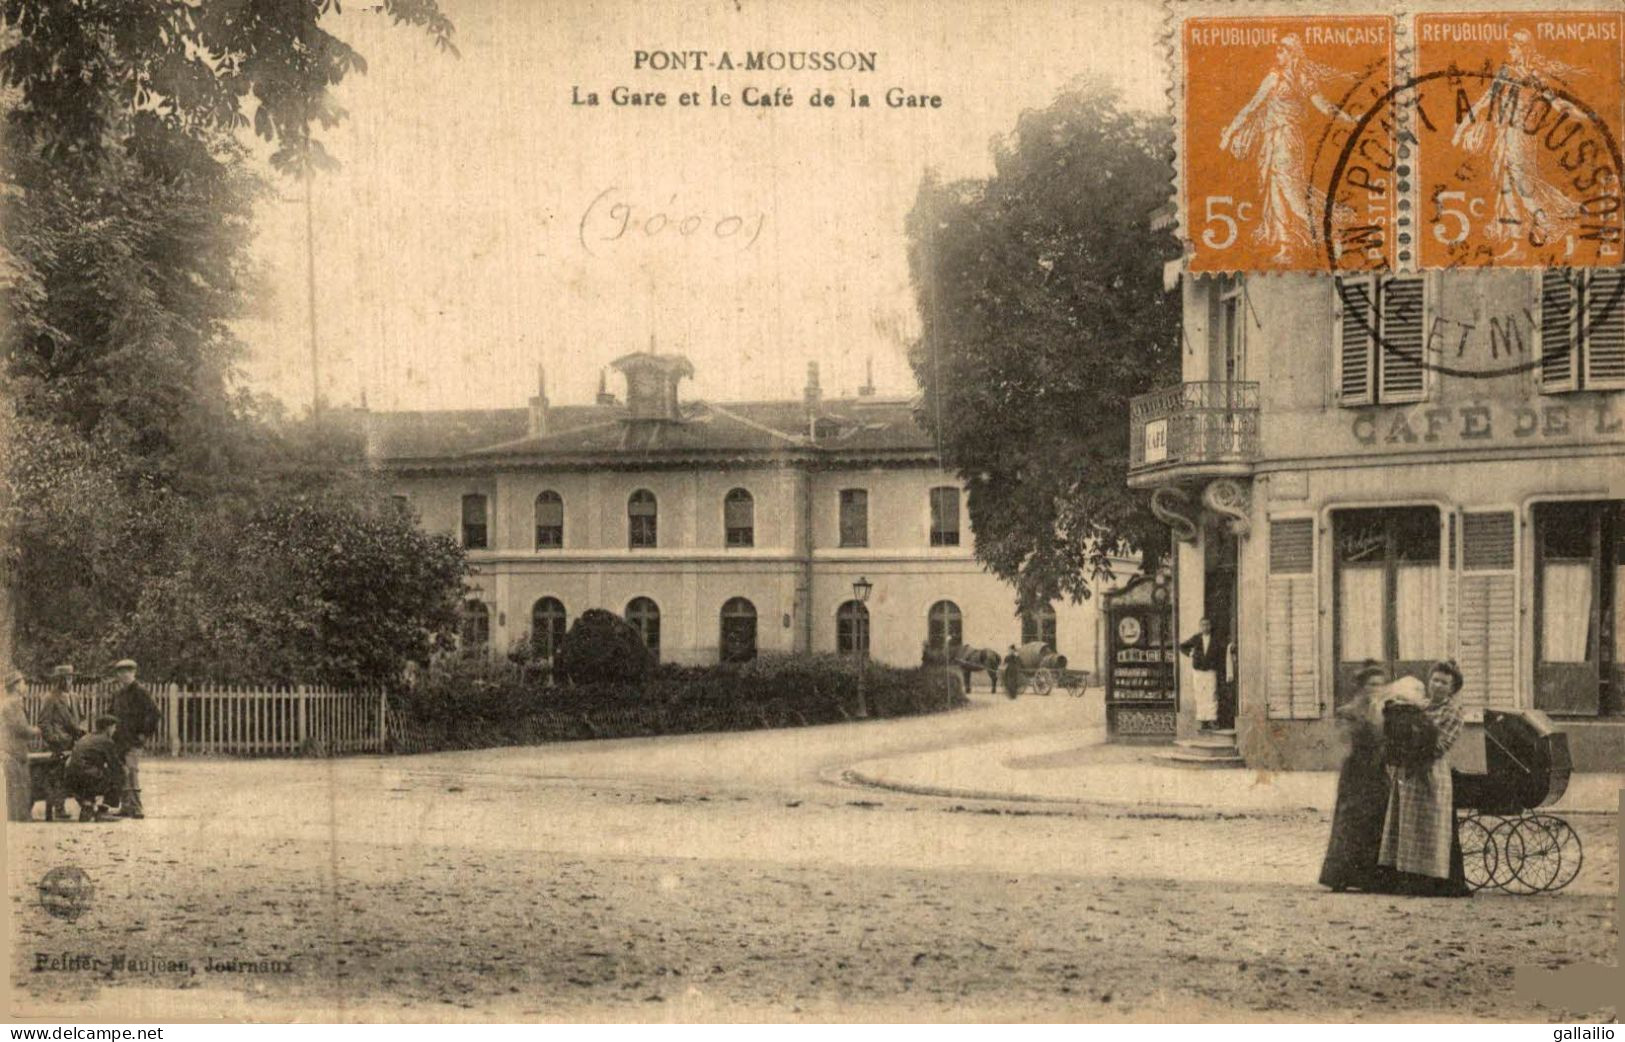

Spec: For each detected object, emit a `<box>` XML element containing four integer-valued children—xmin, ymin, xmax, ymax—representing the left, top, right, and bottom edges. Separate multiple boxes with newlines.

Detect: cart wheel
<box><xmin>1523</xmin><ymin>815</ymin><xmax>1583</xmax><ymax>893</ymax></box>
<box><xmin>1505</xmin><ymin>815</ymin><xmax>1567</xmax><ymax>894</ymax></box>
<box><xmin>1457</xmin><ymin>815</ymin><xmax>1497</xmax><ymax>892</ymax></box>
<box><xmin>1032</xmin><ymin>669</ymin><xmax>1054</xmax><ymax>695</ymax></box>
<box><xmin>1486</xmin><ymin>816</ymin><xmax>1526</xmax><ymax>892</ymax></box>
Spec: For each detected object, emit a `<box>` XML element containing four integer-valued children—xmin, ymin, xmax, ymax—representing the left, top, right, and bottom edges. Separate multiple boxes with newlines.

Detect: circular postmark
<box><xmin>38</xmin><ymin>865</ymin><xmax>94</xmax><ymax>922</ymax></box>
<box><xmin>1323</xmin><ymin>68</ymin><xmax>1625</xmax><ymax>379</ymax></box>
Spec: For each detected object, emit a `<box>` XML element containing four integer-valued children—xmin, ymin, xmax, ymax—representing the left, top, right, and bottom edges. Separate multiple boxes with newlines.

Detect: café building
<box><xmin>1128</xmin><ymin>265</ymin><xmax>1625</xmax><ymax>770</ymax></box>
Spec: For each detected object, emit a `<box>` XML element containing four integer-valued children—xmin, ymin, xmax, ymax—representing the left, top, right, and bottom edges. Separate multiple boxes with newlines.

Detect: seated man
<box><xmin>63</xmin><ymin>715</ymin><xmax>124</xmax><ymax>823</ymax></box>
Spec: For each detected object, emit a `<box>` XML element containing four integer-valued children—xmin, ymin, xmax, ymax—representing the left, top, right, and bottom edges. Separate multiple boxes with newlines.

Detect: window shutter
<box><xmin>1266</xmin><ymin>519</ymin><xmax>1319</xmax><ymax>720</ymax></box>
<box><xmin>1378</xmin><ymin>276</ymin><xmax>1427</xmax><ymax>402</ymax></box>
<box><xmin>1444</xmin><ymin>513</ymin><xmax>1457</xmax><ymax>664</ymax></box>
<box><xmin>1335</xmin><ymin>278</ymin><xmax>1375</xmax><ymax>405</ymax></box>
<box><xmin>1583</xmin><ymin>267</ymin><xmax>1625</xmax><ymax>389</ymax></box>
<box><xmin>1457</xmin><ymin>511</ymin><xmax>1517</xmax><ymax>713</ymax></box>
<box><xmin>1540</xmin><ymin>270</ymin><xmax>1579</xmax><ymax>392</ymax></box>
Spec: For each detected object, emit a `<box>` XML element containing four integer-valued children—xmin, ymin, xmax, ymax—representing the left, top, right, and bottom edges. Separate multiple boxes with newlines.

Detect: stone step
<box><xmin>1154</xmin><ymin>751</ymin><xmax>1248</xmax><ymax>769</ymax></box>
<box><xmin>1173</xmin><ymin>737</ymin><xmax>1239</xmax><ymax>757</ymax></box>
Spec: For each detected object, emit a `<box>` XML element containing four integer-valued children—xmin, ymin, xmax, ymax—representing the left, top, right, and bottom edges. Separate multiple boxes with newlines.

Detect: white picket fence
<box><xmin>22</xmin><ymin>680</ymin><xmax>386</xmax><ymax>757</ymax></box>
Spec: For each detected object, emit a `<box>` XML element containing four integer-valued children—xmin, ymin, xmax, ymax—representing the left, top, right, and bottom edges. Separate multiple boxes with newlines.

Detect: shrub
<box><xmin>555</xmin><ymin>608</ymin><xmax>653</xmax><ymax>684</ymax></box>
<box><xmin>386</xmin><ymin>650</ymin><xmax>968</xmax><ymax>753</ymax></box>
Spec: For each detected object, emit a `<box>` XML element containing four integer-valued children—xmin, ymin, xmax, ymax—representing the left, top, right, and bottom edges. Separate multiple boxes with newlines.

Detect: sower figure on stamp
<box><xmin>1180</xmin><ymin>618</ymin><xmax>1224</xmax><ymax>732</ymax></box>
<box><xmin>64</xmin><ymin>715</ymin><xmax>124</xmax><ymax>823</ymax></box>
<box><xmin>1217</xmin><ymin>34</ymin><xmax>1358</xmax><ymax>265</ymax></box>
<box><xmin>108</xmin><ymin>659</ymin><xmax>158</xmax><ymax>819</ymax></box>
<box><xmin>36</xmin><ymin>664</ymin><xmax>83</xmax><ymax>820</ymax></box>
<box><xmin>3</xmin><ymin>671</ymin><xmax>41</xmax><ymax>823</ymax></box>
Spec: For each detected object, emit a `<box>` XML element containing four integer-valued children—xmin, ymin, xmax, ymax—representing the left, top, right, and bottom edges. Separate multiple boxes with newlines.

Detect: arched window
<box><xmin>724</xmin><ymin>488</ymin><xmax>754</xmax><ymax>548</ymax></box>
<box><xmin>626</xmin><ymin>597</ymin><xmax>661</xmax><ymax>660</ymax></box>
<box><xmin>836</xmin><ymin>600</ymin><xmax>870</xmax><ymax>656</ymax></box>
<box><xmin>535</xmin><ymin>491</ymin><xmax>564</xmax><ymax>549</ymax></box>
<box><xmin>628</xmin><ymin>490</ymin><xmax>657</xmax><ymax>549</ymax></box>
<box><xmin>461</xmin><ymin>494</ymin><xmax>488</xmax><ymax>549</ymax></box>
<box><xmin>1021</xmin><ymin>604</ymin><xmax>1058</xmax><ymax>649</ymax></box>
<box><xmin>927</xmin><ymin>600</ymin><xmax>963</xmax><ymax>653</ymax></box>
<box><xmin>460</xmin><ymin>600</ymin><xmax>490</xmax><ymax>649</ymax></box>
<box><xmin>720</xmin><ymin>597</ymin><xmax>758</xmax><ymax>662</ymax></box>
<box><xmin>531</xmin><ymin>597</ymin><xmax>567</xmax><ymax>659</ymax></box>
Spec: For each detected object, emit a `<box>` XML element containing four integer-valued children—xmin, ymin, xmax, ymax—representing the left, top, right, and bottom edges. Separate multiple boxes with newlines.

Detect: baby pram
<box><xmin>1452</xmin><ymin>708</ymin><xmax>1581</xmax><ymax>894</ymax></box>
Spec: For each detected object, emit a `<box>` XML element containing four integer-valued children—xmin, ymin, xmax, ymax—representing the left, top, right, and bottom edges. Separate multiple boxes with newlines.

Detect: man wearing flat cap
<box><xmin>108</xmin><ymin>659</ymin><xmax>158</xmax><ymax>818</ymax></box>
<box><xmin>64</xmin><ymin>714</ymin><xmax>123</xmax><ymax>822</ymax></box>
<box><xmin>37</xmin><ymin>665</ymin><xmax>83</xmax><ymax>820</ymax></box>
<box><xmin>3</xmin><ymin>671</ymin><xmax>41</xmax><ymax>822</ymax></box>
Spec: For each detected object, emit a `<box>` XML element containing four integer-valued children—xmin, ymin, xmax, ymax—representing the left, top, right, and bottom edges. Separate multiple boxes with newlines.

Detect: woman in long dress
<box><xmin>1378</xmin><ymin>663</ymin><xmax>1471</xmax><ymax>897</ymax></box>
<box><xmin>1318</xmin><ymin>663</ymin><xmax>1397</xmax><ymax>892</ymax></box>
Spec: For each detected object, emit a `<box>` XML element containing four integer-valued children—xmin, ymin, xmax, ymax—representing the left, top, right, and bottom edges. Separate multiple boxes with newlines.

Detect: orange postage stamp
<box><xmin>1182</xmin><ymin>15</ymin><xmax>1395</xmax><ymax>274</ymax></box>
<box><xmin>1414</xmin><ymin>11</ymin><xmax>1625</xmax><ymax>269</ymax></box>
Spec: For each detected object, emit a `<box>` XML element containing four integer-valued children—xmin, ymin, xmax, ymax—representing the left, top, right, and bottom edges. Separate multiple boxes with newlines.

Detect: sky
<box><xmin>240</xmin><ymin>0</ymin><xmax>1166</xmax><ymax>413</ymax></box>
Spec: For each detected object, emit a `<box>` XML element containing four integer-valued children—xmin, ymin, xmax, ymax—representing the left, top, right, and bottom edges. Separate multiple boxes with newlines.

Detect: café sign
<box><xmin>1352</xmin><ymin>399</ymin><xmax>1623</xmax><ymax>448</ymax></box>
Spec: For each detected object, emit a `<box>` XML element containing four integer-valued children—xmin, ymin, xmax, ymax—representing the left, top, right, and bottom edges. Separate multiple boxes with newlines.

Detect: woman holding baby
<box><xmin>1321</xmin><ymin>659</ymin><xmax>1471</xmax><ymax>897</ymax></box>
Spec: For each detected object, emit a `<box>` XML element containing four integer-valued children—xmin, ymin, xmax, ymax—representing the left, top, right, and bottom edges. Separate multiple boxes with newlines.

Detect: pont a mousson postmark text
<box><xmin>1178</xmin><ymin>6</ymin><xmax>1625</xmax><ymax>275</ymax></box>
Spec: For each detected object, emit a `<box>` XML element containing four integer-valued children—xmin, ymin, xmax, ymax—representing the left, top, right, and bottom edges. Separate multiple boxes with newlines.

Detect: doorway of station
<box><xmin>1203</xmin><ymin>522</ymin><xmax>1239</xmax><ymax>730</ymax></box>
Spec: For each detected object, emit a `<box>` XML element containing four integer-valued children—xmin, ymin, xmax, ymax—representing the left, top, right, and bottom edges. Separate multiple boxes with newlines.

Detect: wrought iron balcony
<box><xmin>1127</xmin><ymin>382</ymin><xmax>1260</xmax><ymax>487</ymax></box>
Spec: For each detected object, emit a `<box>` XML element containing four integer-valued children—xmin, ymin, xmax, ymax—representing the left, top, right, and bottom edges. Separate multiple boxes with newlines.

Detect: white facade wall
<box><xmin>394</xmin><ymin>462</ymin><xmax>1107</xmax><ymax>671</ymax></box>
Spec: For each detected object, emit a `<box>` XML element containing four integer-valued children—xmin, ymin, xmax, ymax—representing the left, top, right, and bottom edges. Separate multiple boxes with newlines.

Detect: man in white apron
<box><xmin>1179</xmin><ymin>618</ymin><xmax>1224</xmax><ymax>731</ymax></box>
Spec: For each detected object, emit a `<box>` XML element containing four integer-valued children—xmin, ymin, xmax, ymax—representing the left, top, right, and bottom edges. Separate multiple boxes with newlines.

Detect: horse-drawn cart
<box><xmin>1005</xmin><ymin>642</ymin><xmax>1090</xmax><ymax>697</ymax></box>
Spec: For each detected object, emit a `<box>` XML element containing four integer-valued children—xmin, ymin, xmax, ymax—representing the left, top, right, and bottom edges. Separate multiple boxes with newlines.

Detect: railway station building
<box><xmin>369</xmin><ymin>352</ymin><xmax>1108</xmax><ymax>673</ymax></box>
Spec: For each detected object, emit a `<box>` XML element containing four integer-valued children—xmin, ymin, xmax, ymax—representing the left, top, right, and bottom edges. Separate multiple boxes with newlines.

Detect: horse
<box><xmin>954</xmin><ymin>646</ymin><xmax>1003</xmax><ymax>693</ymax></box>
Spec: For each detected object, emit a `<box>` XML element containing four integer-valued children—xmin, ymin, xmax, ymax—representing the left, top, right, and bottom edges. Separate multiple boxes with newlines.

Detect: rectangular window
<box><xmin>724</xmin><ymin>492</ymin><xmax>754</xmax><ymax>548</ymax></box>
<box><xmin>629</xmin><ymin>492</ymin><xmax>657</xmax><ymax>549</ymax></box>
<box><xmin>929</xmin><ymin>487</ymin><xmax>960</xmax><ymax>547</ymax></box>
<box><xmin>1540</xmin><ymin>269</ymin><xmax>1625</xmax><ymax>392</ymax></box>
<box><xmin>1531</xmin><ymin>501</ymin><xmax>1623</xmax><ymax>717</ymax></box>
<box><xmin>1333</xmin><ymin>507</ymin><xmax>1442</xmax><ymax>688</ymax></box>
<box><xmin>839</xmin><ymin>489</ymin><xmax>868</xmax><ymax>548</ymax></box>
<box><xmin>535</xmin><ymin>493</ymin><xmax>563</xmax><ymax>549</ymax></box>
<box><xmin>1335</xmin><ymin>274</ymin><xmax>1428</xmax><ymax>406</ymax></box>
<box><xmin>461</xmin><ymin>494</ymin><xmax>488</xmax><ymax>550</ymax></box>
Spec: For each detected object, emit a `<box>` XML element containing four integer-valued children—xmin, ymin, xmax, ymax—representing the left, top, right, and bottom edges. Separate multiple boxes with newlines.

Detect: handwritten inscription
<box><xmin>577</xmin><ymin>188</ymin><xmax>766</xmax><ymax>256</ymax></box>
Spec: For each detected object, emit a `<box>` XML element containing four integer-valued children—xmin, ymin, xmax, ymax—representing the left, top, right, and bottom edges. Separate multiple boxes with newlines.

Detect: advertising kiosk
<box><xmin>1102</xmin><ymin>573</ymin><xmax>1177</xmax><ymax>741</ymax></box>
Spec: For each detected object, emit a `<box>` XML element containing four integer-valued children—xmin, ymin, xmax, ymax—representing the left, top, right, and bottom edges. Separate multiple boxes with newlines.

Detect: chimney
<box><xmin>527</xmin><ymin>362</ymin><xmax>550</xmax><ymax>437</ymax></box>
<box><xmin>595</xmin><ymin>369</ymin><xmax>618</xmax><ymax>406</ymax></box>
<box><xmin>803</xmin><ymin>361</ymin><xmax>822</xmax><ymax>410</ymax></box>
<box><xmin>611</xmin><ymin>351</ymin><xmax>693</xmax><ymax>422</ymax></box>
<box><xmin>858</xmin><ymin>355</ymin><xmax>875</xmax><ymax>397</ymax></box>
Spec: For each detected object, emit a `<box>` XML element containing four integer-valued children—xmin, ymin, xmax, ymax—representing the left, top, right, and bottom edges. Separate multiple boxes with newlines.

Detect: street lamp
<box><xmin>853</xmin><ymin>576</ymin><xmax>873</xmax><ymax>719</ymax></box>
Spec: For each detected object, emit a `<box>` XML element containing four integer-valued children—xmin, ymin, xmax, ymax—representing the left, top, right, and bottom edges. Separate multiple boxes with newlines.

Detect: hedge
<box><xmin>387</xmin><ymin>652</ymin><xmax>964</xmax><ymax>753</ymax></box>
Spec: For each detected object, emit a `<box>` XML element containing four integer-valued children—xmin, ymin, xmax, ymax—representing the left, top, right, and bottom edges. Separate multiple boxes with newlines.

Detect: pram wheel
<box><xmin>1457</xmin><ymin>815</ymin><xmax>1497</xmax><ymax>892</ymax></box>
<box><xmin>1506</xmin><ymin>816</ymin><xmax>1565</xmax><ymax>893</ymax></box>
<box><xmin>1487</xmin><ymin>816</ymin><xmax>1530</xmax><ymax>893</ymax></box>
<box><xmin>1517</xmin><ymin>815</ymin><xmax>1583</xmax><ymax>893</ymax></box>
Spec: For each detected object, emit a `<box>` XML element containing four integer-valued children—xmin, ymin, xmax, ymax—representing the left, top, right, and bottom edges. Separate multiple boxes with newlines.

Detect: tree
<box><xmin>0</xmin><ymin>1</ymin><xmax>463</xmax><ymax>681</ymax></box>
<box><xmin>906</xmin><ymin>82</ymin><xmax>1180</xmax><ymax>611</ymax></box>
